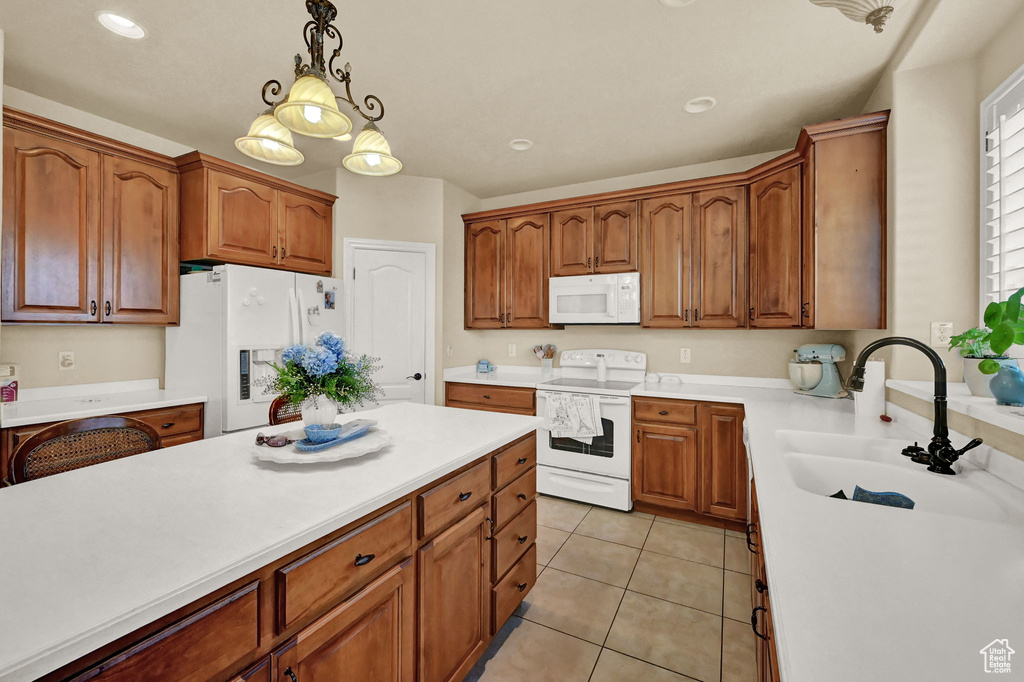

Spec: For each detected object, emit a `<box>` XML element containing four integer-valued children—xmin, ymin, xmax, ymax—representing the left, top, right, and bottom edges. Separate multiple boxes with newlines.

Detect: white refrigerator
<box><xmin>166</xmin><ymin>264</ymin><xmax>344</xmax><ymax>438</ymax></box>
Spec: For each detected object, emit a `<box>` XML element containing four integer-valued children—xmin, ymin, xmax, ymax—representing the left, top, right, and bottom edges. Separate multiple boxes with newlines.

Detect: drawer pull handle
<box><xmin>516</xmin><ymin>457</ymin><xmax>528</xmax><ymax>464</ymax></box>
<box><xmin>658</xmin><ymin>410</ymin><xmax>669</xmax><ymax>415</ymax></box>
<box><xmin>755</xmin><ymin>578</ymin><xmax>768</xmax><ymax>594</ymax></box>
<box><xmin>486</xmin><ymin>516</ymin><xmax>494</xmax><ymax>540</ymax></box>
<box><xmin>354</xmin><ymin>553</ymin><xmax>375</xmax><ymax>567</ymax></box>
<box><xmin>161</xmin><ymin>422</ymin><xmax>175</xmax><ymax>429</ymax></box>
<box><xmin>746</xmin><ymin>523</ymin><xmax>759</xmax><ymax>554</ymax></box>
<box><xmin>284</xmin><ymin>667</ymin><xmax>298</xmax><ymax>682</ymax></box>
<box><xmin>90</xmin><ymin>300</ymin><xmax>97</xmax><ymax>315</ymax></box>
<box><xmin>751</xmin><ymin>606</ymin><xmax>768</xmax><ymax>641</ymax></box>
<box><xmin>459</xmin><ymin>491</ymin><xmax>473</xmax><ymax>502</ymax></box>
<box><xmin>483</xmin><ymin>394</ymin><xmax>491</xmax><ymax>399</ymax></box>
<box><xmin>105</xmin><ymin>301</ymin><xmax>112</xmax><ymax>316</ymax></box>
<box><xmin>517</xmin><ymin>493</ymin><xmax>527</xmax><ymax>500</ymax></box>
<box><xmin>517</xmin><ymin>534</ymin><xmax>528</xmax><ymax>544</ymax></box>
<box><xmin>517</xmin><ymin>582</ymin><xmax>528</xmax><ymax>592</ymax></box>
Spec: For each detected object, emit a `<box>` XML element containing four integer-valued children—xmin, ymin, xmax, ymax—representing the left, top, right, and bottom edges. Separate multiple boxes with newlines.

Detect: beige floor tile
<box><xmin>645</xmin><ymin>521</ymin><xmax>725</xmax><ymax>568</ymax></box>
<box><xmin>538</xmin><ymin>495</ymin><xmax>592</xmax><ymax>532</ymax></box>
<box><xmin>724</xmin><ymin>535</ymin><xmax>751</xmax><ymax>574</ymax></box>
<box><xmin>575</xmin><ymin>507</ymin><xmax>654</xmax><ymax>548</ymax></box>
<box><xmin>631</xmin><ymin>510</ymin><xmax>655</xmax><ymax>520</ymax></box>
<box><xmin>606</xmin><ymin>591</ymin><xmax>723</xmax><ymax>682</ymax></box>
<box><xmin>548</xmin><ymin>534</ymin><xmax>641</xmax><ymax>587</ymax></box>
<box><xmin>722</xmin><ymin>617</ymin><xmax>758</xmax><ymax>682</ymax></box>
<box><xmin>536</xmin><ymin>525</ymin><xmax>571</xmax><ymax>565</ymax></box>
<box><xmin>465</xmin><ymin>617</ymin><xmax>601</xmax><ymax>682</ymax></box>
<box><xmin>723</xmin><ymin>570</ymin><xmax>751</xmax><ymax>623</ymax></box>
<box><xmin>655</xmin><ymin>516</ymin><xmax>725</xmax><ymax>536</ymax></box>
<box><xmin>537</xmin><ymin>563</ymin><xmax>545</xmax><ymax>579</ymax></box>
<box><xmin>514</xmin><ymin>567</ymin><xmax>625</xmax><ymax>644</ymax></box>
<box><xmin>590</xmin><ymin>649</ymin><xmax>690</xmax><ymax>682</ymax></box>
<box><xmin>628</xmin><ymin>551</ymin><xmax>724</xmax><ymax>615</ymax></box>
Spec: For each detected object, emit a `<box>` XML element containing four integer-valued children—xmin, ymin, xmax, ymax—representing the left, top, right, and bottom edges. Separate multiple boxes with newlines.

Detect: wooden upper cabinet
<box><xmin>102</xmin><ymin>156</ymin><xmax>180</xmax><ymax>324</ymax></box>
<box><xmin>465</xmin><ymin>220</ymin><xmax>506</xmax><ymax>329</ymax></box>
<box><xmin>505</xmin><ymin>214</ymin><xmax>549</xmax><ymax>328</ymax></box>
<box><xmin>2</xmin><ymin>126</ymin><xmax>102</xmax><ymax>322</ymax></box>
<box><xmin>593</xmin><ymin>200</ymin><xmax>638</xmax><ymax>273</ymax></box>
<box><xmin>632</xmin><ymin>423</ymin><xmax>699</xmax><ymax>512</ymax></box>
<box><xmin>693</xmin><ymin>187</ymin><xmax>746</xmax><ymax>328</ymax></box>
<box><xmin>641</xmin><ymin>194</ymin><xmax>692</xmax><ymax>328</ymax></box>
<box><xmin>279</xmin><ymin>194</ymin><xmax>332</xmax><ymax>274</ymax></box>
<box><xmin>698</xmin><ymin>403</ymin><xmax>747</xmax><ymax>521</ymax></box>
<box><xmin>207</xmin><ymin>170</ymin><xmax>279</xmax><ymax>266</ymax></box>
<box><xmin>550</xmin><ymin>207</ymin><xmax>592</xmax><ymax>276</ymax></box>
<box><xmin>749</xmin><ymin>165</ymin><xmax>803</xmax><ymax>328</ymax></box>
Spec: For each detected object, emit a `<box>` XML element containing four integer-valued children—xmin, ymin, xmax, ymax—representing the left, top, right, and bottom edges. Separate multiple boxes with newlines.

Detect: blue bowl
<box><xmin>304</xmin><ymin>423</ymin><xmax>343</xmax><ymax>444</ymax></box>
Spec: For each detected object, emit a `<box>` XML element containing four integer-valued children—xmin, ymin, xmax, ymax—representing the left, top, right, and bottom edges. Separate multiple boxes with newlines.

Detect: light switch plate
<box><xmin>930</xmin><ymin>322</ymin><xmax>953</xmax><ymax>347</ymax></box>
<box><xmin>508</xmin><ymin>344</ymin><xmax>517</xmax><ymax>357</ymax></box>
<box><xmin>680</xmin><ymin>348</ymin><xmax>691</xmax><ymax>363</ymax></box>
<box><xmin>58</xmin><ymin>351</ymin><xmax>75</xmax><ymax>371</ymax></box>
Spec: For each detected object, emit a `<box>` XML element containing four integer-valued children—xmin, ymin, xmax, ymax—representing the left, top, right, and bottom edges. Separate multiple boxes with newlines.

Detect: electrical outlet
<box><xmin>680</xmin><ymin>348</ymin><xmax>691</xmax><ymax>363</ymax></box>
<box><xmin>446</xmin><ymin>345</ymin><xmax>453</xmax><ymax>359</ymax></box>
<box><xmin>508</xmin><ymin>344</ymin><xmax>517</xmax><ymax>357</ymax></box>
<box><xmin>931</xmin><ymin>322</ymin><xmax>954</xmax><ymax>347</ymax></box>
<box><xmin>58</xmin><ymin>351</ymin><xmax>75</xmax><ymax>371</ymax></box>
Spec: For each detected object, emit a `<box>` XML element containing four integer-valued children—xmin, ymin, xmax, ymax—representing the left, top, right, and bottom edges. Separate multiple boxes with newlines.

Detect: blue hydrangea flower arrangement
<box><xmin>269</xmin><ymin>331</ymin><xmax>381</xmax><ymax>409</ymax></box>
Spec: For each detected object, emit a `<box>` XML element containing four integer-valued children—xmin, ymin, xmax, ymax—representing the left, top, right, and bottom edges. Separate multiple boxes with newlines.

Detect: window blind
<box><xmin>984</xmin><ymin>100</ymin><xmax>1024</xmax><ymax>306</ymax></box>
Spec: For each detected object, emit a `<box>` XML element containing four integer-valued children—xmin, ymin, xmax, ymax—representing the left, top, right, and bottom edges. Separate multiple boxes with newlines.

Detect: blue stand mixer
<box><xmin>789</xmin><ymin>344</ymin><xmax>849</xmax><ymax>399</ymax></box>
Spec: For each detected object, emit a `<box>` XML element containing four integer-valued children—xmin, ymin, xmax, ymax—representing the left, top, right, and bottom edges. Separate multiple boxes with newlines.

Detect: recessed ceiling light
<box><xmin>684</xmin><ymin>96</ymin><xmax>717</xmax><ymax>113</ymax></box>
<box><xmin>659</xmin><ymin>0</ymin><xmax>696</xmax><ymax>7</ymax></box>
<box><xmin>509</xmin><ymin>139</ymin><xmax>533</xmax><ymax>151</ymax></box>
<box><xmin>96</xmin><ymin>11</ymin><xmax>146</xmax><ymax>39</ymax></box>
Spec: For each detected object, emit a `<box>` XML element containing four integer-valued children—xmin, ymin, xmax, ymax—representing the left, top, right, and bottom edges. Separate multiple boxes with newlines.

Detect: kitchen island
<box><xmin>0</xmin><ymin>402</ymin><xmax>541</xmax><ymax>682</ymax></box>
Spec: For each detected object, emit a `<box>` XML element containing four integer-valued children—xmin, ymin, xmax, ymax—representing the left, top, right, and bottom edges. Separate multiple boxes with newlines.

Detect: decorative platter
<box><xmin>254</xmin><ymin>429</ymin><xmax>392</xmax><ymax>465</ymax></box>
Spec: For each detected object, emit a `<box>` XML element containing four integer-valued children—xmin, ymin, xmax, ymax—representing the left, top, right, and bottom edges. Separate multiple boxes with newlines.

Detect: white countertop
<box><xmin>889</xmin><ymin>378</ymin><xmax>1024</xmax><ymax>439</ymax></box>
<box><xmin>0</xmin><ymin>402</ymin><xmax>541</xmax><ymax>681</ymax></box>
<box><xmin>443</xmin><ymin>365</ymin><xmax>560</xmax><ymax>388</ymax></box>
<box><xmin>0</xmin><ymin>379</ymin><xmax>207</xmax><ymax>428</ymax></box>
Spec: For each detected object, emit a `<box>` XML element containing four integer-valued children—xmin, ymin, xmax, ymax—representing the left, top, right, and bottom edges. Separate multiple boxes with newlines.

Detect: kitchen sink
<box><xmin>776</xmin><ymin>430</ymin><xmax>910</xmax><ymax>463</ymax></box>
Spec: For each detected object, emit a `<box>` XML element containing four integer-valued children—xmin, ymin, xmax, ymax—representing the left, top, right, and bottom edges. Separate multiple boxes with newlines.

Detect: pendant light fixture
<box><xmin>236</xmin><ymin>0</ymin><xmax>401</xmax><ymax>175</ymax></box>
<box><xmin>808</xmin><ymin>0</ymin><xmax>907</xmax><ymax>33</ymax></box>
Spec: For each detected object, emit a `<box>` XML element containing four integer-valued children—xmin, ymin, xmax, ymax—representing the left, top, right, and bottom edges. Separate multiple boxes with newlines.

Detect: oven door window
<box><xmin>549</xmin><ymin>417</ymin><xmax>614</xmax><ymax>458</ymax></box>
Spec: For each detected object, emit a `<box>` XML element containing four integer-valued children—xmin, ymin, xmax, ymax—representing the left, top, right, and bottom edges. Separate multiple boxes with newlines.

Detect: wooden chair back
<box><xmin>9</xmin><ymin>416</ymin><xmax>161</xmax><ymax>484</ymax></box>
<box><xmin>269</xmin><ymin>395</ymin><xmax>302</xmax><ymax>426</ymax></box>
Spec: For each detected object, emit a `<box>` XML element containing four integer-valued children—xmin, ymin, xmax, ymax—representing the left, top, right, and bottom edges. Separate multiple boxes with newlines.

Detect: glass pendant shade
<box><xmin>808</xmin><ymin>0</ymin><xmax>907</xmax><ymax>33</ymax></box>
<box><xmin>343</xmin><ymin>123</ymin><xmax>402</xmax><ymax>176</ymax></box>
<box><xmin>275</xmin><ymin>75</ymin><xmax>353</xmax><ymax>138</ymax></box>
<box><xmin>235</xmin><ymin>114</ymin><xmax>305</xmax><ymax>166</ymax></box>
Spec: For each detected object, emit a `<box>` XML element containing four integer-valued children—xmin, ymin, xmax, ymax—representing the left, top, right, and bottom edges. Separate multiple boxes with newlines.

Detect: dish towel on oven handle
<box><xmin>544</xmin><ymin>392</ymin><xmax>604</xmax><ymax>443</ymax></box>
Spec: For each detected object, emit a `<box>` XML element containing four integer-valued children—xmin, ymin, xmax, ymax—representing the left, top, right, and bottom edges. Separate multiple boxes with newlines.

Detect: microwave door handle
<box><xmin>607</xmin><ymin>291</ymin><xmax>616</xmax><ymax>317</ymax></box>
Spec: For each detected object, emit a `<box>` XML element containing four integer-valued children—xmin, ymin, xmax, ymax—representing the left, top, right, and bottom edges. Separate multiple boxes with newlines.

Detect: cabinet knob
<box><xmin>516</xmin><ymin>457</ymin><xmax>528</xmax><ymax>465</ymax></box>
<box><xmin>685</xmin><ymin>309</ymin><xmax>689</xmax><ymax>322</ymax></box>
<box><xmin>751</xmin><ymin>606</ymin><xmax>768</xmax><ymax>641</ymax></box>
<box><xmin>517</xmin><ymin>582</ymin><xmax>528</xmax><ymax>592</ymax></box>
<box><xmin>90</xmin><ymin>300</ymin><xmax>97</xmax><ymax>316</ymax></box>
<box><xmin>517</xmin><ymin>534</ymin><xmax>528</xmax><ymax>544</ymax></box>
<box><xmin>354</xmin><ymin>553</ymin><xmax>375</xmax><ymax>567</ymax></box>
<box><xmin>802</xmin><ymin>302</ymin><xmax>810</xmax><ymax>318</ymax></box>
<box><xmin>161</xmin><ymin>422</ymin><xmax>175</xmax><ymax>429</ymax></box>
<box><xmin>587</xmin><ymin>257</ymin><xmax>592</xmax><ymax>269</ymax></box>
<box><xmin>749</xmin><ymin>307</ymin><xmax>754</xmax><ymax>321</ymax></box>
<box><xmin>693</xmin><ymin>308</ymin><xmax>698</xmax><ymax>321</ymax></box>
<box><xmin>284</xmin><ymin>667</ymin><xmax>298</xmax><ymax>682</ymax></box>
<box><xmin>483</xmin><ymin>395</ymin><xmax>491</xmax><ymax>400</ymax></box>
<box><xmin>458</xmin><ymin>491</ymin><xmax>473</xmax><ymax>502</ymax></box>
<box><xmin>658</xmin><ymin>410</ymin><xmax>669</xmax><ymax>416</ymax></box>
<box><xmin>282</xmin><ymin>247</ymin><xmax>287</xmax><ymax>258</ymax></box>
<box><xmin>517</xmin><ymin>493</ymin><xmax>527</xmax><ymax>501</ymax></box>
<box><xmin>273</xmin><ymin>245</ymin><xmax>278</xmax><ymax>259</ymax></box>
<box><xmin>105</xmin><ymin>301</ymin><xmax>112</xmax><ymax>316</ymax></box>
<box><xmin>755</xmin><ymin>578</ymin><xmax>768</xmax><ymax>594</ymax></box>
<box><xmin>636</xmin><ymin>430</ymin><xmax>640</xmax><ymax>443</ymax></box>
<box><xmin>745</xmin><ymin>523</ymin><xmax>759</xmax><ymax>554</ymax></box>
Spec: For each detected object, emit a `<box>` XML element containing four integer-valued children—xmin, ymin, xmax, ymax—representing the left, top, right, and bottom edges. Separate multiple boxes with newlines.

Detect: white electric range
<box><xmin>536</xmin><ymin>349</ymin><xmax>647</xmax><ymax>510</ymax></box>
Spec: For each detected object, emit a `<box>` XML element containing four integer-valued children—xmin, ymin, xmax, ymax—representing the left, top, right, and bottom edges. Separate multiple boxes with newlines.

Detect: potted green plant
<box><xmin>949</xmin><ymin>287</ymin><xmax>1024</xmax><ymax>397</ymax></box>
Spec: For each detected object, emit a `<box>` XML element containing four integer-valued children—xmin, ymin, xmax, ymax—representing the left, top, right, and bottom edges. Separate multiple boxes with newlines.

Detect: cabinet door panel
<box><xmin>506</xmin><ymin>213</ymin><xmax>549</xmax><ymax>328</ymax></box>
<box><xmin>207</xmin><ymin>171</ymin><xmax>278</xmax><ymax>265</ymax></box>
<box><xmin>632</xmin><ymin>423</ymin><xmax>698</xmax><ymax>511</ymax></box>
<box><xmin>465</xmin><ymin>220</ymin><xmax>506</xmax><ymax>328</ymax></box>
<box><xmin>2</xmin><ymin>128</ymin><xmax>101</xmax><ymax>322</ymax></box>
<box><xmin>102</xmin><ymin>156</ymin><xmax>179</xmax><ymax>324</ymax></box>
<box><xmin>279</xmin><ymin>194</ymin><xmax>331</xmax><ymax>273</ymax></box>
<box><xmin>749</xmin><ymin>165</ymin><xmax>803</xmax><ymax>328</ymax></box>
<box><xmin>550</xmin><ymin>208</ymin><xmax>592</xmax><ymax>276</ymax></box>
<box><xmin>699</xmin><ymin>404</ymin><xmax>747</xmax><ymax>521</ymax></box>
<box><xmin>693</xmin><ymin>187</ymin><xmax>746</xmax><ymax>328</ymax></box>
<box><xmin>641</xmin><ymin>194</ymin><xmax>691</xmax><ymax>328</ymax></box>
<box><xmin>594</xmin><ymin>200</ymin><xmax>638</xmax><ymax>273</ymax></box>
<box><xmin>418</xmin><ymin>505</ymin><xmax>490</xmax><ymax>682</ymax></box>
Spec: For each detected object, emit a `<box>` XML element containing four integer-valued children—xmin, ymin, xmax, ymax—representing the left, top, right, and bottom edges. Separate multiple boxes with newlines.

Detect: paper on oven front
<box><xmin>544</xmin><ymin>392</ymin><xmax>604</xmax><ymax>443</ymax></box>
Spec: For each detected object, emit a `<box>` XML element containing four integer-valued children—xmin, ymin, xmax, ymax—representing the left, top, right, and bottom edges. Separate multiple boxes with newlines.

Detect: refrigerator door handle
<box><xmin>288</xmin><ymin>288</ymin><xmax>299</xmax><ymax>346</ymax></box>
<box><xmin>296</xmin><ymin>287</ymin><xmax>309</xmax><ymax>345</ymax></box>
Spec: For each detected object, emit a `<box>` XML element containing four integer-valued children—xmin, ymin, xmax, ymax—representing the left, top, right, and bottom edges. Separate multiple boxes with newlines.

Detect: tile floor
<box><xmin>466</xmin><ymin>496</ymin><xmax>756</xmax><ymax>682</ymax></box>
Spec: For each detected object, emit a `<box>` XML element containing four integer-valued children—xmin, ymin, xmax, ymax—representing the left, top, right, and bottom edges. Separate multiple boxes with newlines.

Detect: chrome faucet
<box><xmin>848</xmin><ymin>336</ymin><xmax>982</xmax><ymax>475</ymax></box>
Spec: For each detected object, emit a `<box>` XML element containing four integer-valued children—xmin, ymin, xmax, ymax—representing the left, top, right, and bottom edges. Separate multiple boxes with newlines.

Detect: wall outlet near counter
<box><xmin>446</xmin><ymin>345</ymin><xmax>453</xmax><ymax>359</ymax></box>
<box><xmin>930</xmin><ymin>322</ymin><xmax>953</xmax><ymax>347</ymax></box>
<box><xmin>508</xmin><ymin>344</ymin><xmax>517</xmax><ymax>357</ymax></box>
<box><xmin>680</xmin><ymin>348</ymin><xmax>691</xmax><ymax>363</ymax></box>
<box><xmin>58</xmin><ymin>351</ymin><xmax>75</xmax><ymax>371</ymax></box>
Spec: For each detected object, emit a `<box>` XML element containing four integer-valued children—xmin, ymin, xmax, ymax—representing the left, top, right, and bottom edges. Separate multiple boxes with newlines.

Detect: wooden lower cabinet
<box><xmin>418</xmin><ymin>505</ymin><xmax>491</xmax><ymax>682</ymax></box>
<box><xmin>633</xmin><ymin>423</ymin><xmax>699</xmax><ymax>512</ymax></box>
<box><xmin>230</xmin><ymin>657</ymin><xmax>272</xmax><ymax>682</ymax></box>
<box><xmin>444</xmin><ymin>381</ymin><xmax>536</xmax><ymax>416</ymax></box>
<box><xmin>699</xmin><ymin>403</ymin><xmax>748</xmax><ymax>521</ymax></box>
<box><xmin>749</xmin><ymin>479</ymin><xmax>781</xmax><ymax>682</ymax></box>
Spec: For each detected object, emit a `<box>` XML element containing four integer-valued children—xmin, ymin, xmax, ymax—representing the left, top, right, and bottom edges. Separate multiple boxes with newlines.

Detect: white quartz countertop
<box><xmin>443</xmin><ymin>365</ymin><xmax>560</xmax><ymax>388</ymax></box>
<box><xmin>0</xmin><ymin>379</ymin><xmax>207</xmax><ymax>428</ymax></box>
<box><xmin>0</xmin><ymin>403</ymin><xmax>541</xmax><ymax>681</ymax></box>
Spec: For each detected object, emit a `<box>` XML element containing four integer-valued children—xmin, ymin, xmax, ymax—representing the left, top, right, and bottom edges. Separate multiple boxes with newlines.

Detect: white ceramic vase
<box><xmin>963</xmin><ymin>357</ymin><xmax>1018</xmax><ymax>398</ymax></box>
<box><xmin>301</xmin><ymin>395</ymin><xmax>338</xmax><ymax>427</ymax></box>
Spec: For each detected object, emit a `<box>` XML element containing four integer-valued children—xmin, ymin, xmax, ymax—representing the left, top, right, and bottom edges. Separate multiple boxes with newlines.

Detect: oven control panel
<box><xmin>559</xmin><ymin>349</ymin><xmax>647</xmax><ymax>370</ymax></box>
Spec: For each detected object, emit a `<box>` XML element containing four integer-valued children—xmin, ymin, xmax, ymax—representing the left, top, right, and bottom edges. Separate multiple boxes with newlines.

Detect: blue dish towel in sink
<box><xmin>852</xmin><ymin>485</ymin><xmax>915</xmax><ymax>509</ymax></box>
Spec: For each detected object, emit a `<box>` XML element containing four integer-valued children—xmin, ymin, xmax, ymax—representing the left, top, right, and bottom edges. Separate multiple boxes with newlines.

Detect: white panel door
<box><xmin>350</xmin><ymin>246</ymin><xmax>428</xmax><ymax>404</ymax></box>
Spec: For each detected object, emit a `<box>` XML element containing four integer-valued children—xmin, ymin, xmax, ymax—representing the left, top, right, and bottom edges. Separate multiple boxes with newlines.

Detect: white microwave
<box><xmin>548</xmin><ymin>273</ymin><xmax>640</xmax><ymax>325</ymax></box>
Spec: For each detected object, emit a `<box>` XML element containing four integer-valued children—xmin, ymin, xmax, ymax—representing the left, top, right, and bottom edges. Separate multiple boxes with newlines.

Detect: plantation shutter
<box><xmin>984</xmin><ymin>84</ymin><xmax>1024</xmax><ymax>306</ymax></box>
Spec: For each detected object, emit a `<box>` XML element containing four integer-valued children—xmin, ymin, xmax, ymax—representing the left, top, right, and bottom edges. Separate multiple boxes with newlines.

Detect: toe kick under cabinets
<box><xmin>45</xmin><ymin>433</ymin><xmax>538</xmax><ymax>682</ymax></box>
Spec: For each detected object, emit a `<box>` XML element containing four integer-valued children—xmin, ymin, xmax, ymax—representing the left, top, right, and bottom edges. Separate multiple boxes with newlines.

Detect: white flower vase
<box><xmin>301</xmin><ymin>395</ymin><xmax>338</xmax><ymax>427</ymax></box>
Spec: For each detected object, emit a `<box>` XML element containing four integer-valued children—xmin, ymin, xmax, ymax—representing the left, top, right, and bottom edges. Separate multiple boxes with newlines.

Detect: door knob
<box><xmin>406</xmin><ymin>373</ymin><xmax>423</xmax><ymax>381</ymax></box>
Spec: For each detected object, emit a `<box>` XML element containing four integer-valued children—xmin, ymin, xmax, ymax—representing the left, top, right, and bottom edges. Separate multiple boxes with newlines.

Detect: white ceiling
<box><xmin>0</xmin><ymin>0</ymin><xmax>930</xmax><ymax>198</ymax></box>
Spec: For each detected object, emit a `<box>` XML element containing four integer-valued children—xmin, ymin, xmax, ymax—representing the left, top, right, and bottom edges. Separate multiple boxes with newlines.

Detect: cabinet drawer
<box><xmin>492</xmin><ymin>467</ymin><xmax>536</xmax><ymax>529</ymax></box>
<box><xmin>158</xmin><ymin>432</ymin><xmax>203</xmax><ymax>448</ymax></box>
<box><xmin>131</xmin><ymin>404</ymin><xmax>203</xmax><ymax>438</ymax></box>
<box><xmin>71</xmin><ymin>582</ymin><xmax>259</xmax><ymax>681</ymax></box>
<box><xmin>445</xmin><ymin>383</ymin><xmax>535</xmax><ymax>411</ymax></box>
<box><xmin>633</xmin><ymin>398</ymin><xmax>698</xmax><ymax>425</ymax></box>
<box><xmin>418</xmin><ymin>460</ymin><xmax>490</xmax><ymax>538</ymax></box>
<box><xmin>492</xmin><ymin>544</ymin><xmax>537</xmax><ymax>634</ymax></box>
<box><xmin>276</xmin><ymin>502</ymin><xmax>412</xmax><ymax>632</ymax></box>
<box><xmin>493</xmin><ymin>500</ymin><xmax>537</xmax><ymax>581</ymax></box>
<box><xmin>492</xmin><ymin>433</ymin><xmax>537</xmax><ymax>490</ymax></box>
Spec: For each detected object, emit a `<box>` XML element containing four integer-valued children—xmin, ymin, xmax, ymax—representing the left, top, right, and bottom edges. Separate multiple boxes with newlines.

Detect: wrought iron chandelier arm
<box><xmin>334</xmin><ymin>78</ymin><xmax>385</xmax><ymax>123</ymax></box>
<box><xmin>261</xmin><ymin>79</ymin><xmax>286</xmax><ymax>108</ymax></box>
